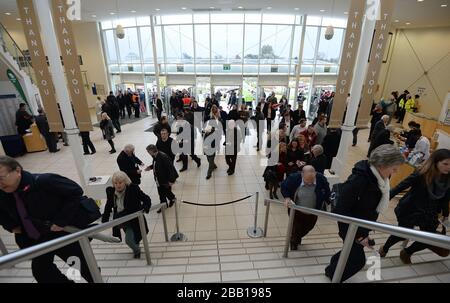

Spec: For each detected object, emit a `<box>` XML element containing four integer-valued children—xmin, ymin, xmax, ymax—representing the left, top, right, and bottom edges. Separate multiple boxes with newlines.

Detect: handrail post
<box><xmin>332</xmin><ymin>223</ymin><xmax>358</xmax><ymax>283</ymax></box>
<box><xmin>0</xmin><ymin>237</ymin><xmax>8</xmax><ymax>256</ymax></box>
<box><xmin>138</xmin><ymin>212</ymin><xmax>152</xmax><ymax>265</ymax></box>
<box><xmin>170</xmin><ymin>199</ymin><xmax>187</xmax><ymax>241</ymax></box>
<box><xmin>247</xmin><ymin>192</ymin><xmax>263</xmax><ymax>238</ymax></box>
<box><xmin>160</xmin><ymin>204</ymin><xmax>169</xmax><ymax>242</ymax></box>
<box><xmin>283</xmin><ymin>205</ymin><xmax>296</xmax><ymax>258</ymax></box>
<box><xmin>78</xmin><ymin>237</ymin><xmax>103</xmax><ymax>283</ymax></box>
<box><xmin>263</xmin><ymin>200</ymin><xmax>271</xmax><ymax>237</ymax></box>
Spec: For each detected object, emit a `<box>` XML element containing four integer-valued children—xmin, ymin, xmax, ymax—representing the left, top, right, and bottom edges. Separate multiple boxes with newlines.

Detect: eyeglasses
<box><xmin>0</xmin><ymin>172</ymin><xmax>12</xmax><ymax>181</ymax></box>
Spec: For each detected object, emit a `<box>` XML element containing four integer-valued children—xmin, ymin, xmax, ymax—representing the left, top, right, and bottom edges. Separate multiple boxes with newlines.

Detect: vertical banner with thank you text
<box><xmin>328</xmin><ymin>0</ymin><xmax>366</xmax><ymax>128</ymax></box>
<box><xmin>17</xmin><ymin>0</ymin><xmax>64</xmax><ymax>132</ymax></box>
<box><xmin>357</xmin><ymin>0</ymin><xmax>395</xmax><ymax>128</ymax></box>
<box><xmin>51</xmin><ymin>0</ymin><xmax>92</xmax><ymax>131</ymax></box>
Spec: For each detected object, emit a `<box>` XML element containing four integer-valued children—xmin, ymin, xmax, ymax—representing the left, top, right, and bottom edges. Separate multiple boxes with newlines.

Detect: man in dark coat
<box><xmin>0</xmin><ymin>156</ymin><xmax>96</xmax><ymax>283</ymax></box>
<box><xmin>35</xmin><ymin>109</ymin><xmax>59</xmax><ymax>153</ymax></box>
<box><xmin>15</xmin><ymin>103</ymin><xmax>33</xmax><ymax>135</ymax></box>
<box><xmin>116</xmin><ymin>90</ymin><xmax>126</xmax><ymax>119</ymax></box>
<box><xmin>367</xmin><ymin>126</ymin><xmax>394</xmax><ymax>157</ymax></box>
<box><xmin>281</xmin><ymin>166</ymin><xmax>330</xmax><ymax>250</ymax></box>
<box><xmin>145</xmin><ymin>145</ymin><xmax>178</xmax><ymax>213</ymax></box>
<box><xmin>117</xmin><ymin>144</ymin><xmax>144</xmax><ymax>185</ymax></box>
<box><xmin>155</xmin><ymin>94</ymin><xmax>163</xmax><ymax>121</ymax></box>
<box><xmin>156</xmin><ymin>128</ymin><xmax>175</xmax><ymax>163</ymax></box>
<box><xmin>292</xmin><ymin>104</ymin><xmax>307</xmax><ymax>126</ymax></box>
<box><xmin>106</xmin><ymin>91</ymin><xmax>121</xmax><ymax>133</ymax></box>
<box><xmin>153</xmin><ymin>116</ymin><xmax>172</xmax><ymax>139</ymax></box>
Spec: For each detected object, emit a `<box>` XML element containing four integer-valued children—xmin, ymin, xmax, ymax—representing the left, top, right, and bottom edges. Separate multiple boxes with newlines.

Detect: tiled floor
<box><xmin>1</xmin><ymin>113</ymin><xmax>402</xmax><ymax>245</ymax></box>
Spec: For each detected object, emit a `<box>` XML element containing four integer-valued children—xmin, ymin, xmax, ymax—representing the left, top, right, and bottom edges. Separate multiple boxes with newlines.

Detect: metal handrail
<box><xmin>264</xmin><ymin>198</ymin><xmax>450</xmax><ymax>283</ymax></box>
<box><xmin>0</xmin><ymin>203</ymin><xmax>169</xmax><ymax>283</ymax></box>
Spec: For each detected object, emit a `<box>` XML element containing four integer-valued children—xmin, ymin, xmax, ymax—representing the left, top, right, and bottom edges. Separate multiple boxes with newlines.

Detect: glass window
<box><xmin>317</xmin><ymin>27</ymin><xmax>344</xmax><ymax>64</ymax></box>
<box><xmin>161</xmin><ymin>14</ymin><xmax>192</xmax><ymax>24</ymax></box>
<box><xmin>137</xmin><ymin>16</ymin><xmax>150</xmax><ymax>26</ymax></box>
<box><xmin>194</xmin><ymin>25</ymin><xmax>210</xmax><ymax>72</ymax></box>
<box><xmin>322</xmin><ymin>17</ymin><xmax>347</xmax><ymax>28</ymax></box>
<box><xmin>194</xmin><ymin>13</ymin><xmax>210</xmax><ymax>23</ymax></box>
<box><xmin>262</xmin><ymin>14</ymin><xmax>295</xmax><ymax>24</ymax></box>
<box><xmin>104</xmin><ymin>30</ymin><xmax>118</xmax><ymax>63</ymax></box>
<box><xmin>210</xmin><ymin>13</ymin><xmax>244</xmax><ymax>23</ymax></box>
<box><xmin>306</xmin><ymin>16</ymin><xmax>322</xmax><ymax>26</ymax></box>
<box><xmin>101</xmin><ymin>21</ymin><xmax>113</xmax><ymax>29</ymax></box>
<box><xmin>164</xmin><ymin>25</ymin><xmax>194</xmax><ymax>64</ymax></box>
<box><xmin>155</xmin><ymin>26</ymin><xmax>165</xmax><ymax>62</ymax></box>
<box><xmin>291</xmin><ymin>25</ymin><xmax>303</xmax><ymax>64</ymax></box>
<box><xmin>243</xmin><ymin>24</ymin><xmax>260</xmax><ymax>64</ymax></box>
<box><xmin>302</xmin><ymin>26</ymin><xmax>319</xmax><ymax>64</ymax></box>
<box><xmin>260</xmin><ymin>25</ymin><xmax>293</xmax><ymax>65</ymax></box>
<box><xmin>117</xmin><ymin>27</ymin><xmax>141</xmax><ymax>63</ymax></box>
<box><xmin>245</xmin><ymin>13</ymin><xmax>261</xmax><ymax>23</ymax></box>
<box><xmin>113</xmin><ymin>18</ymin><xmax>136</xmax><ymax>28</ymax></box>
<box><xmin>139</xmin><ymin>27</ymin><xmax>153</xmax><ymax>63</ymax></box>
<box><xmin>211</xmin><ymin>24</ymin><xmax>243</xmax><ymax>64</ymax></box>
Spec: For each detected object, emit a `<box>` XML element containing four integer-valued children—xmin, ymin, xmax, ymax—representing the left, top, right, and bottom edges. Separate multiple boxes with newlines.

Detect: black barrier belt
<box><xmin>181</xmin><ymin>194</ymin><xmax>253</xmax><ymax>207</ymax></box>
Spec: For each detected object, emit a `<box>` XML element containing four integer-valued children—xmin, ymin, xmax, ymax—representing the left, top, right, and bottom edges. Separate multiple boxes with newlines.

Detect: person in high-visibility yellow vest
<box><xmin>405</xmin><ymin>95</ymin><xmax>415</xmax><ymax>113</ymax></box>
<box><xmin>397</xmin><ymin>97</ymin><xmax>406</xmax><ymax>123</ymax></box>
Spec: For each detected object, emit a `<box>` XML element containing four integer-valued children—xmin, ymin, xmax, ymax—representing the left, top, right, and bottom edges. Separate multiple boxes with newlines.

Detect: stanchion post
<box><xmin>263</xmin><ymin>200</ymin><xmax>271</xmax><ymax>237</ymax></box>
<box><xmin>247</xmin><ymin>192</ymin><xmax>263</xmax><ymax>238</ymax></box>
<box><xmin>160</xmin><ymin>204</ymin><xmax>169</xmax><ymax>242</ymax></box>
<box><xmin>78</xmin><ymin>237</ymin><xmax>103</xmax><ymax>283</ymax></box>
<box><xmin>332</xmin><ymin>223</ymin><xmax>358</xmax><ymax>283</ymax></box>
<box><xmin>170</xmin><ymin>199</ymin><xmax>187</xmax><ymax>242</ymax></box>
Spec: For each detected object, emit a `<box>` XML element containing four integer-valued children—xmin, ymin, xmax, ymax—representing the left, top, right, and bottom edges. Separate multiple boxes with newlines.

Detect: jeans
<box><xmin>124</xmin><ymin>226</ymin><xmax>140</xmax><ymax>254</ymax></box>
<box><xmin>206</xmin><ymin>154</ymin><xmax>216</xmax><ymax>177</ymax></box>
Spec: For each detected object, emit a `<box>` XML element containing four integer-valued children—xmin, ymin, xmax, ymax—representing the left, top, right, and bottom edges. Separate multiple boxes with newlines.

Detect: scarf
<box><xmin>369</xmin><ymin>165</ymin><xmax>390</xmax><ymax>214</ymax></box>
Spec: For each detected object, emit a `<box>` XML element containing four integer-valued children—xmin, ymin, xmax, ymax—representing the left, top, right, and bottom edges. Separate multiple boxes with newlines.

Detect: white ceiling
<box><xmin>0</xmin><ymin>0</ymin><xmax>449</xmax><ymax>28</ymax></box>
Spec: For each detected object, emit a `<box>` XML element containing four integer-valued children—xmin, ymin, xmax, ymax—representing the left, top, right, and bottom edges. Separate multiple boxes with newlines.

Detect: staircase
<box><xmin>1</xmin><ymin>230</ymin><xmax>449</xmax><ymax>283</ymax></box>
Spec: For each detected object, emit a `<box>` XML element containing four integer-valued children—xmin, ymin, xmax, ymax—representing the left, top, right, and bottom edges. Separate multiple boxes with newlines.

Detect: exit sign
<box><xmin>223</xmin><ymin>64</ymin><xmax>231</xmax><ymax>71</ymax></box>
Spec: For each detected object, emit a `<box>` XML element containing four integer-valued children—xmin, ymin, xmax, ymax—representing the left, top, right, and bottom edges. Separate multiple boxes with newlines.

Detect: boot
<box><xmin>399</xmin><ymin>249</ymin><xmax>412</xmax><ymax>264</ymax></box>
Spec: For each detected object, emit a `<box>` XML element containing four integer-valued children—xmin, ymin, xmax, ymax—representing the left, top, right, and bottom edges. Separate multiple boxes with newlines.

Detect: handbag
<box><xmin>71</xmin><ymin>196</ymin><xmax>102</xmax><ymax>228</ymax></box>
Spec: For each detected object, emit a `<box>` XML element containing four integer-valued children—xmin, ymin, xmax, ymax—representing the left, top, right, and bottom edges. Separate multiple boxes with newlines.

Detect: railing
<box><xmin>263</xmin><ymin>198</ymin><xmax>450</xmax><ymax>283</ymax></box>
<box><xmin>0</xmin><ymin>203</ymin><xmax>169</xmax><ymax>283</ymax></box>
<box><xmin>0</xmin><ymin>22</ymin><xmax>36</xmax><ymax>84</ymax></box>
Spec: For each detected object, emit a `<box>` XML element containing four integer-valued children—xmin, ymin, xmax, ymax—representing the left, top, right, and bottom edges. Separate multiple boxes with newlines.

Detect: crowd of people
<box><xmin>2</xmin><ymin>84</ymin><xmax>448</xmax><ymax>284</ymax></box>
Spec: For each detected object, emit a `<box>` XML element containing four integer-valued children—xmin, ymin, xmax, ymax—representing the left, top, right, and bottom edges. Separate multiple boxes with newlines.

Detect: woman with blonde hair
<box><xmin>102</xmin><ymin>171</ymin><xmax>152</xmax><ymax>258</ymax></box>
<box><xmin>100</xmin><ymin>112</ymin><xmax>116</xmax><ymax>154</ymax></box>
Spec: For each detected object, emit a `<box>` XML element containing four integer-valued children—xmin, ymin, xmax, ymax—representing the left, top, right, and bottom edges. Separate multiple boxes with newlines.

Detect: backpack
<box><xmin>329</xmin><ymin>182</ymin><xmax>344</xmax><ymax>212</ymax></box>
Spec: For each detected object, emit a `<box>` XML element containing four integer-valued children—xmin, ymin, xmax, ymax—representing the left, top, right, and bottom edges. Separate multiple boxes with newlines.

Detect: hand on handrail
<box><xmin>284</xmin><ymin>198</ymin><xmax>294</xmax><ymax>208</ymax></box>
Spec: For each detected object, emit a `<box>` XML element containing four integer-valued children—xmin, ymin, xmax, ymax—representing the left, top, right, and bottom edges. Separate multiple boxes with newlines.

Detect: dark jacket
<box><xmin>16</xmin><ymin>109</ymin><xmax>33</xmax><ymax>135</ymax></box>
<box><xmin>156</xmin><ymin>98</ymin><xmax>163</xmax><ymax>111</ymax></box>
<box><xmin>100</xmin><ymin>119</ymin><xmax>115</xmax><ymax>140</ymax></box>
<box><xmin>371</xmin><ymin>120</ymin><xmax>385</xmax><ymax>141</ymax></box>
<box><xmin>102</xmin><ymin>184</ymin><xmax>151</xmax><ymax>243</ymax></box>
<box><xmin>106</xmin><ymin>96</ymin><xmax>120</xmax><ymax>119</ymax></box>
<box><xmin>151</xmin><ymin>151</ymin><xmax>179</xmax><ymax>186</ymax></box>
<box><xmin>292</xmin><ymin>109</ymin><xmax>306</xmax><ymax>125</ymax></box>
<box><xmin>35</xmin><ymin>114</ymin><xmax>50</xmax><ymax>136</ymax></box>
<box><xmin>309</xmin><ymin>153</ymin><xmax>327</xmax><ymax>174</ymax></box>
<box><xmin>156</xmin><ymin>137</ymin><xmax>175</xmax><ymax>162</ymax></box>
<box><xmin>368</xmin><ymin>129</ymin><xmax>393</xmax><ymax>156</ymax></box>
<box><xmin>281</xmin><ymin>172</ymin><xmax>331</xmax><ymax>211</ymax></box>
<box><xmin>391</xmin><ymin>172</ymin><xmax>450</xmax><ymax>230</ymax></box>
<box><xmin>0</xmin><ymin>171</ymin><xmax>85</xmax><ymax>234</ymax></box>
<box><xmin>333</xmin><ymin>160</ymin><xmax>382</xmax><ymax>239</ymax></box>
<box><xmin>117</xmin><ymin>151</ymin><xmax>144</xmax><ymax>185</ymax></box>
<box><xmin>263</xmin><ymin>102</ymin><xmax>277</xmax><ymax>120</ymax></box>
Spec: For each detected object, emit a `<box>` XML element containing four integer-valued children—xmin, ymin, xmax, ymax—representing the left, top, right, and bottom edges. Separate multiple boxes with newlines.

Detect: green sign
<box><xmin>223</xmin><ymin>64</ymin><xmax>231</xmax><ymax>71</ymax></box>
<box><xmin>6</xmin><ymin>69</ymin><xmax>31</xmax><ymax>111</ymax></box>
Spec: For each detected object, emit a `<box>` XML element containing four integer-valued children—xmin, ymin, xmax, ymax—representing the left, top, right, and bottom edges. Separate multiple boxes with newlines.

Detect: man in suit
<box><xmin>0</xmin><ymin>156</ymin><xmax>96</xmax><ymax>283</ymax></box>
<box><xmin>15</xmin><ymin>103</ymin><xmax>33</xmax><ymax>136</ymax></box>
<box><xmin>106</xmin><ymin>91</ymin><xmax>121</xmax><ymax>133</ymax></box>
<box><xmin>145</xmin><ymin>145</ymin><xmax>178</xmax><ymax>214</ymax></box>
<box><xmin>117</xmin><ymin>144</ymin><xmax>144</xmax><ymax>185</ymax></box>
<box><xmin>35</xmin><ymin>109</ymin><xmax>59</xmax><ymax>153</ymax></box>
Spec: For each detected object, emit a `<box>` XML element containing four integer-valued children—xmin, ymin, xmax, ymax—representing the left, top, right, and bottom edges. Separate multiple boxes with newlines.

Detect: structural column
<box><xmin>331</xmin><ymin>15</ymin><xmax>377</xmax><ymax>177</ymax></box>
<box><xmin>150</xmin><ymin>15</ymin><xmax>161</xmax><ymax>101</ymax></box>
<box><xmin>34</xmin><ymin>0</ymin><xmax>88</xmax><ymax>188</ymax></box>
<box><xmin>293</xmin><ymin>14</ymin><xmax>307</xmax><ymax>110</ymax></box>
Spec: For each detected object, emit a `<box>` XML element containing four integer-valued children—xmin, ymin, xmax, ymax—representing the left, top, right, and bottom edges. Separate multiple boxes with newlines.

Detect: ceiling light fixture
<box><xmin>441</xmin><ymin>4</ymin><xmax>448</xmax><ymax>7</ymax></box>
<box><xmin>5</xmin><ymin>12</ymin><xmax>11</xmax><ymax>15</ymax></box>
<box><xmin>110</xmin><ymin>12</ymin><xmax>115</xmax><ymax>15</ymax></box>
<box><xmin>16</xmin><ymin>18</ymin><xmax>21</xmax><ymax>21</ymax></box>
<box><xmin>238</xmin><ymin>6</ymin><xmax>243</xmax><ymax>9</ymax></box>
<box><xmin>91</xmin><ymin>14</ymin><xmax>97</xmax><ymax>18</ymax></box>
<box><xmin>394</xmin><ymin>19</ymin><xmax>399</xmax><ymax>22</ymax></box>
<box><xmin>417</xmin><ymin>0</ymin><xmax>424</xmax><ymax>2</ymax></box>
<box><xmin>266</xmin><ymin>7</ymin><xmax>272</xmax><ymax>10</ymax></box>
<box><xmin>131</xmin><ymin>10</ymin><xmax>136</xmax><ymax>13</ymax></box>
<box><xmin>181</xmin><ymin>7</ymin><xmax>187</xmax><ymax>10</ymax></box>
<box><xmin>320</xmin><ymin>9</ymin><xmax>326</xmax><ymax>12</ymax></box>
<box><xmin>155</xmin><ymin>8</ymin><xmax>160</xmax><ymax>11</ymax></box>
<box><xmin>294</xmin><ymin>8</ymin><xmax>299</xmax><ymax>11</ymax></box>
<box><xmin>344</xmin><ymin>11</ymin><xmax>348</xmax><ymax>15</ymax></box>
<box><xmin>209</xmin><ymin>7</ymin><xmax>215</xmax><ymax>9</ymax></box>
<box><xmin>406</xmin><ymin>22</ymin><xmax>411</xmax><ymax>25</ymax></box>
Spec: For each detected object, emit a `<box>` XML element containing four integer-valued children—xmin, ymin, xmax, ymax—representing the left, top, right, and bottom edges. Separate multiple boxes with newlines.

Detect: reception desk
<box><xmin>22</xmin><ymin>124</ymin><xmax>47</xmax><ymax>153</ymax></box>
<box><xmin>403</xmin><ymin>112</ymin><xmax>450</xmax><ymax>139</ymax></box>
<box><xmin>390</xmin><ymin>162</ymin><xmax>416</xmax><ymax>189</ymax></box>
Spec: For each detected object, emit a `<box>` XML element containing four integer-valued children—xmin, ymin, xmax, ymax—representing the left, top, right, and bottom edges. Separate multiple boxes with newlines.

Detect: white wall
<box><xmin>0</xmin><ymin>80</ymin><xmax>16</xmax><ymax>95</ymax></box>
<box><xmin>378</xmin><ymin>26</ymin><xmax>450</xmax><ymax>119</ymax></box>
